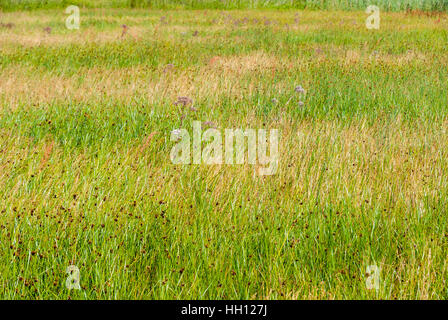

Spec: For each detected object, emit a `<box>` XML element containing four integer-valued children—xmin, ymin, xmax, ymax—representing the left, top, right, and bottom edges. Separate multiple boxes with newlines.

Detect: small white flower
<box><xmin>298</xmin><ymin>101</ymin><xmax>304</xmax><ymax>107</ymax></box>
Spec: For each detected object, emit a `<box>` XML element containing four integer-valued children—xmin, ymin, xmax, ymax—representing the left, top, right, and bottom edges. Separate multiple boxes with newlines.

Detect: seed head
<box><xmin>121</xmin><ymin>24</ymin><xmax>128</xmax><ymax>37</ymax></box>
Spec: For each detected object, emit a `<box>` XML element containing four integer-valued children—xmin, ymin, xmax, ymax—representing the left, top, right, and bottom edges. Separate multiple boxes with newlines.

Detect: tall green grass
<box><xmin>1</xmin><ymin>8</ymin><xmax>448</xmax><ymax>300</ymax></box>
<box><xmin>1</xmin><ymin>0</ymin><xmax>448</xmax><ymax>11</ymax></box>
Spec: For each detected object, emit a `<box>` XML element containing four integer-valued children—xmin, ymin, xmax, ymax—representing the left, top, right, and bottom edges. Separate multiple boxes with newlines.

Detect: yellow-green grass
<box><xmin>0</xmin><ymin>9</ymin><xmax>448</xmax><ymax>299</ymax></box>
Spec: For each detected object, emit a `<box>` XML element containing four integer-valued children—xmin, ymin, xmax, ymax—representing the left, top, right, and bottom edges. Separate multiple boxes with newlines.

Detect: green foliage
<box><xmin>1</xmin><ymin>0</ymin><xmax>448</xmax><ymax>11</ymax></box>
<box><xmin>0</xmin><ymin>8</ymin><xmax>447</xmax><ymax>299</ymax></box>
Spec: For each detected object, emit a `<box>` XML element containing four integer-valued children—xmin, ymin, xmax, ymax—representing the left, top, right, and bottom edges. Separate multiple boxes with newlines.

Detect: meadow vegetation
<box><xmin>0</xmin><ymin>4</ymin><xmax>448</xmax><ymax>299</ymax></box>
<box><xmin>1</xmin><ymin>0</ymin><xmax>448</xmax><ymax>11</ymax></box>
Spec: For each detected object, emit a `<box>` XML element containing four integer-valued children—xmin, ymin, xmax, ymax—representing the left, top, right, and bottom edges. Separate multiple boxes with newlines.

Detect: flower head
<box><xmin>202</xmin><ymin>121</ymin><xmax>216</xmax><ymax>129</ymax></box>
<box><xmin>174</xmin><ymin>96</ymin><xmax>193</xmax><ymax>107</ymax></box>
<box><xmin>171</xmin><ymin>129</ymin><xmax>182</xmax><ymax>141</ymax></box>
<box><xmin>295</xmin><ymin>85</ymin><xmax>305</xmax><ymax>94</ymax></box>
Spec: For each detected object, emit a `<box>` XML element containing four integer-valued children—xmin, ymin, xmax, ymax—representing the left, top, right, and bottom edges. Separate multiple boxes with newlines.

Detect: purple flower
<box><xmin>174</xmin><ymin>96</ymin><xmax>193</xmax><ymax>107</ymax></box>
<box><xmin>202</xmin><ymin>121</ymin><xmax>216</xmax><ymax>129</ymax></box>
<box><xmin>295</xmin><ymin>85</ymin><xmax>305</xmax><ymax>94</ymax></box>
<box><xmin>163</xmin><ymin>64</ymin><xmax>175</xmax><ymax>73</ymax></box>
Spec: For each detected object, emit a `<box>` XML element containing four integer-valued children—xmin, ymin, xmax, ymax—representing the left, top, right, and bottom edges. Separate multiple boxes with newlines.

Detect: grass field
<box><xmin>1</xmin><ymin>4</ymin><xmax>448</xmax><ymax>299</ymax></box>
<box><xmin>2</xmin><ymin>0</ymin><xmax>448</xmax><ymax>11</ymax></box>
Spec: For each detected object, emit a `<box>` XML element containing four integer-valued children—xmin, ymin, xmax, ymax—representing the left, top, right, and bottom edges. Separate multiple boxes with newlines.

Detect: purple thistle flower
<box><xmin>202</xmin><ymin>121</ymin><xmax>216</xmax><ymax>129</ymax></box>
<box><xmin>174</xmin><ymin>96</ymin><xmax>193</xmax><ymax>107</ymax></box>
<box><xmin>295</xmin><ymin>85</ymin><xmax>305</xmax><ymax>94</ymax></box>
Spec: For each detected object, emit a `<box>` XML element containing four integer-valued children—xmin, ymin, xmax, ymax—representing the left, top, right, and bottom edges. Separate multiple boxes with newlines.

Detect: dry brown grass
<box><xmin>0</xmin><ymin>45</ymin><xmax>431</xmax><ymax>111</ymax></box>
<box><xmin>39</xmin><ymin>137</ymin><xmax>55</xmax><ymax>171</ymax></box>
